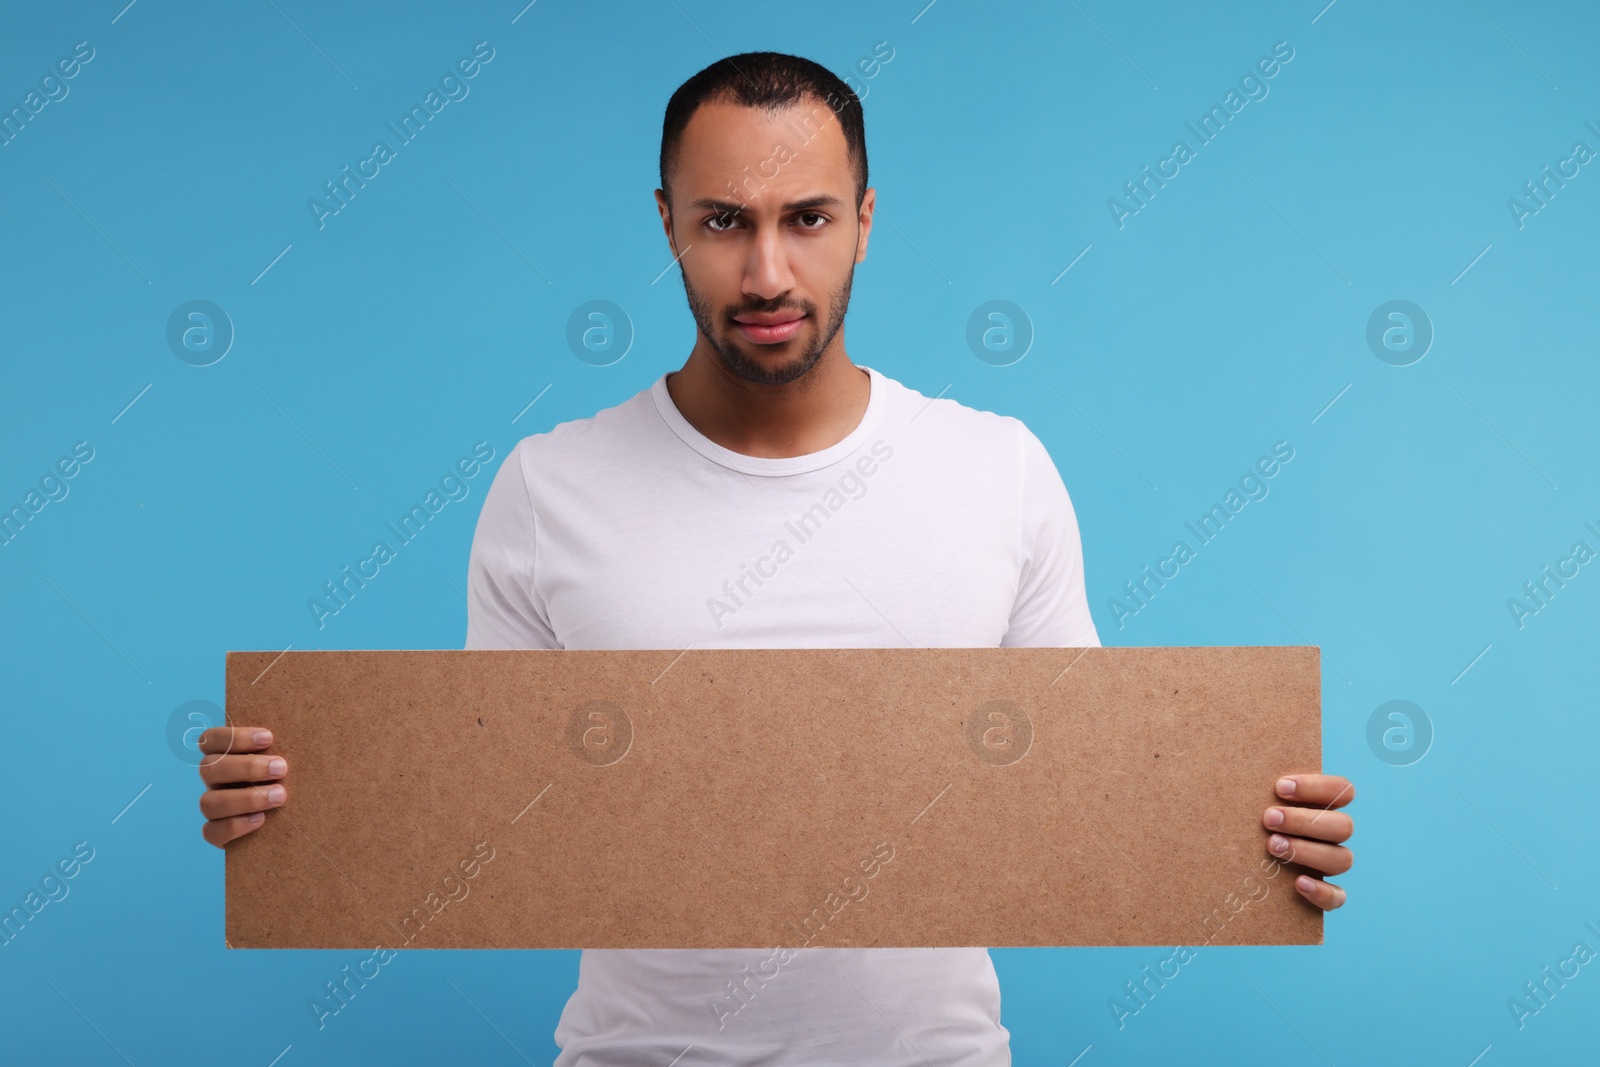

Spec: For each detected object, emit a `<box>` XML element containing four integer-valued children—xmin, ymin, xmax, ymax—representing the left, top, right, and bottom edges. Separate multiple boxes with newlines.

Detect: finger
<box><xmin>1265</xmin><ymin>833</ymin><xmax>1353</xmax><ymax>876</ymax></box>
<box><xmin>201</xmin><ymin>811</ymin><xmax>267</xmax><ymax>849</ymax></box>
<box><xmin>1263</xmin><ymin>803</ymin><xmax>1352</xmax><ymax>843</ymax></box>
<box><xmin>1275</xmin><ymin>774</ymin><xmax>1354</xmax><ymax>808</ymax></box>
<box><xmin>199</xmin><ymin>782</ymin><xmax>287</xmax><ymax>821</ymax></box>
<box><xmin>197</xmin><ymin>726</ymin><xmax>274</xmax><ymax>755</ymax></box>
<box><xmin>1291</xmin><ymin>874</ymin><xmax>1346</xmax><ymax>911</ymax></box>
<box><xmin>198</xmin><ymin>752</ymin><xmax>288</xmax><ymax>788</ymax></box>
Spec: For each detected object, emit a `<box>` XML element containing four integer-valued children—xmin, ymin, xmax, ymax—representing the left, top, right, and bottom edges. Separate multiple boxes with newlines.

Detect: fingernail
<box><xmin>1296</xmin><ymin>876</ymin><xmax>1314</xmax><ymax>893</ymax></box>
<box><xmin>247</xmin><ymin>812</ymin><xmax>264</xmax><ymax>824</ymax></box>
<box><xmin>1269</xmin><ymin>834</ymin><xmax>1289</xmax><ymax>854</ymax></box>
<box><xmin>267</xmin><ymin>758</ymin><xmax>286</xmax><ymax>776</ymax></box>
<box><xmin>1276</xmin><ymin>777</ymin><xmax>1296</xmax><ymax>797</ymax></box>
<box><xmin>266</xmin><ymin>785</ymin><xmax>286</xmax><ymax>804</ymax></box>
<box><xmin>254</xmin><ymin>730</ymin><xmax>273</xmax><ymax>746</ymax></box>
<box><xmin>1264</xmin><ymin>807</ymin><xmax>1284</xmax><ymax>827</ymax></box>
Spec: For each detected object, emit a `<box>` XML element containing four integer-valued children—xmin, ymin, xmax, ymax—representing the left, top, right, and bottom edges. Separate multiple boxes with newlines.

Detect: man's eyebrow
<box><xmin>686</xmin><ymin>194</ymin><xmax>846</xmax><ymax>215</ymax></box>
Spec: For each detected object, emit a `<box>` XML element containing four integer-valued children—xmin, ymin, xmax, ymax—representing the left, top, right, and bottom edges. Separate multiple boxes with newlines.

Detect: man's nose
<box><xmin>743</xmin><ymin>225</ymin><xmax>796</xmax><ymax>299</ymax></box>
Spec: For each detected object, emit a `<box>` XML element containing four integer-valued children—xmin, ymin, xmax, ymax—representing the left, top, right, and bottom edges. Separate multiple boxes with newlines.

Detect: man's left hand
<box><xmin>1263</xmin><ymin>773</ymin><xmax>1354</xmax><ymax>911</ymax></box>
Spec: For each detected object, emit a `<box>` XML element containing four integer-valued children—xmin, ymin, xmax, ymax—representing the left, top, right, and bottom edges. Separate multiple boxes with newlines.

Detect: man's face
<box><xmin>656</xmin><ymin>97</ymin><xmax>874</xmax><ymax>386</ymax></box>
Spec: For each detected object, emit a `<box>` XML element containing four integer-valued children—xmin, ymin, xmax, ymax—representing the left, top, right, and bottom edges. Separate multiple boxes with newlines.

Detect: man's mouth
<box><xmin>733</xmin><ymin>312</ymin><xmax>807</xmax><ymax>344</ymax></box>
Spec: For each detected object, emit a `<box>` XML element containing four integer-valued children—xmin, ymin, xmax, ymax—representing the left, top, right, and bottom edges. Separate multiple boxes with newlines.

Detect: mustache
<box><xmin>728</xmin><ymin>302</ymin><xmax>811</xmax><ymax>319</ymax></box>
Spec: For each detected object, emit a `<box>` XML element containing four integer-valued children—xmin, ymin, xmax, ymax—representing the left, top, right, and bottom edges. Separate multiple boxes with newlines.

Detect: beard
<box><xmin>682</xmin><ymin>263</ymin><xmax>854</xmax><ymax>387</ymax></box>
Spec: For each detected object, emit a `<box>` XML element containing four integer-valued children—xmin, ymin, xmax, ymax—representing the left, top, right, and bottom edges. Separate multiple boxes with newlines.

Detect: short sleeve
<box><xmin>464</xmin><ymin>441</ymin><xmax>561</xmax><ymax>650</ymax></box>
<box><xmin>1001</xmin><ymin>422</ymin><xmax>1101</xmax><ymax>649</ymax></box>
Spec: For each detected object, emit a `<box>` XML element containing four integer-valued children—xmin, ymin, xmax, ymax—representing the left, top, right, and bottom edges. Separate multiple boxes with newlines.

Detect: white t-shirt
<box><xmin>465</xmin><ymin>363</ymin><xmax>1100</xmax><ymax>1066</ymax></box>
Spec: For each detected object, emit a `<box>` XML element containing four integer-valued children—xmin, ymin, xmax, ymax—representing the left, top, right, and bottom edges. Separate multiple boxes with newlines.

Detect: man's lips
<box><xmin>733</xmin><ymin>313</ymin><xmax>806</xmax><ymax>344</ymax></box>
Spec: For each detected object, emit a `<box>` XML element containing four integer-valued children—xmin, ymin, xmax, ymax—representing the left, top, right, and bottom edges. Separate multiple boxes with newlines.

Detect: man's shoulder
<box><xmin>507</xmin><ymin>380</ymin><xmax>659</xmax><ymax>464</ymax></box>
<box><xmin>876</xmin><ymin>369</ymin><xmax>1036</xmax><ymax>457</ymax></box>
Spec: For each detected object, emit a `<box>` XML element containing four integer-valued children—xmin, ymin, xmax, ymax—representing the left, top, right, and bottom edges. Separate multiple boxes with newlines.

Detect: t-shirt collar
<box><xmin>650</xmin><ymin>364</ymin><xmax>888</xmax><ymax>477</ymax></box>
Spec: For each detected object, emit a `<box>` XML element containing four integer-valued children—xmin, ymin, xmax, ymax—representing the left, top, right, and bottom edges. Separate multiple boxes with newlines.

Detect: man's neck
<box><xmin>664</xmin><ymin>349</ymin><xmax>871</xmax><ymax>460</ymax></box>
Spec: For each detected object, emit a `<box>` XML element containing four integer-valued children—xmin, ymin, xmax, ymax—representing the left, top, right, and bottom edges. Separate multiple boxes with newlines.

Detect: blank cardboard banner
<box><xmin>224</xmin><ymin>646</ymin><xmax>1321</xmax><ymax>950</ymax></box>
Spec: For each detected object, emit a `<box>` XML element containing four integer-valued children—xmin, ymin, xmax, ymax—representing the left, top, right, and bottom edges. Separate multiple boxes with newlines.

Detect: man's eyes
<box><xmin>705</xmin><ymin>212</ymin><xmax>828</xmax><ymax>232</ymax></box>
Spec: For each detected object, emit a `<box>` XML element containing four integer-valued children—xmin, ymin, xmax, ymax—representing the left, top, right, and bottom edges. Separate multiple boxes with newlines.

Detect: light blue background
<box><xmin>2</xmin><ymin>0</ymin><xmax>1596</xmax><ymax>1063</ymax></box>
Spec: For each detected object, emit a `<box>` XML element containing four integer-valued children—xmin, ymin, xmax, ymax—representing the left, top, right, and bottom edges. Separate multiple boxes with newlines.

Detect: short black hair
<box><xmin>659</xmin><ymin>51</ymin><xmax>868</xmax><ymax>214</ymax></box>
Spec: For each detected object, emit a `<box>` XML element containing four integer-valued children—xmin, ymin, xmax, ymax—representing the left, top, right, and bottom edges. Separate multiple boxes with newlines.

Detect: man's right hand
<box><xmin>197</xmin><ymin>727</ymin><xmax>288</xmax><ymax>848</ymax></box>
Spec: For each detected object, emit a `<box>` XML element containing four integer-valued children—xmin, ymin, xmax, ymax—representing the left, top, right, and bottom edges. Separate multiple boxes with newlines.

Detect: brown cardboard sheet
<box><xmin>224</xmin><ymin>646</ymin><xmax>1322</xmax><ymax>949</ymax></box>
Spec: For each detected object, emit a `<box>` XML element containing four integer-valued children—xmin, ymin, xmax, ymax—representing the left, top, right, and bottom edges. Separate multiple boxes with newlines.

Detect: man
<box><xmin>199</xmin><ymin>51</ymin><xmax>1355</xmax><ymax>1063</ymax></box>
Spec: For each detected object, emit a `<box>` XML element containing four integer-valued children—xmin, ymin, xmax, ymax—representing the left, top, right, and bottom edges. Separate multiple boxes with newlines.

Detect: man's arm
<box><xmin>1000</xmin><ymin>421</ymin><xmax>1354</xmax><ymax>910</ymax></box>
<box><xmin>1001</xmin><ymin>422</ymin><xmax>1099</xmax><ymax>650</ymax></box>
<box><xmin>465</xmin><ymin>440</ymin><xmax>560</xmax><ymax>651</ymax></box>
<box><xmin>195</xmin><ymin>440</ymin><xmax>551</xmax><ymax>850</ymax></box>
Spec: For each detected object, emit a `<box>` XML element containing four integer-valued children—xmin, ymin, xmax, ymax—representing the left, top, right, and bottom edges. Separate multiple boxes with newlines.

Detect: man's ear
<box><xmin>854</xmin><ymin>186</ymin><xmax>875</xmax><ymax>264</ymax></box>
<box><xmin>654</xmin><ymin>188</ymin><xmax>676</xmax><ymax>259</ymax></box>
